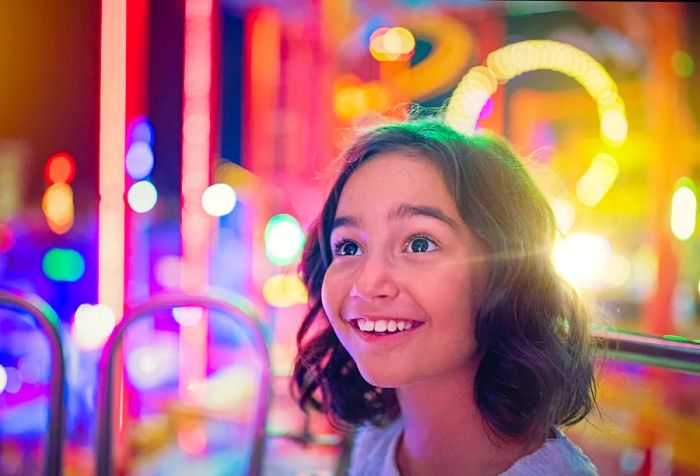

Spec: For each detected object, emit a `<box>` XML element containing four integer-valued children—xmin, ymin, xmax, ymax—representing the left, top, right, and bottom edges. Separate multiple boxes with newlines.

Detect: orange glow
<box><xmin>180</xmin><ymin>0</ymin><xmax>213</xmax><ymax>413</ymax></box>
<box><xmin>99</xmin><ymin>0</ymin><xmax>126</xmax><ymax>321</ymax></box>
<box><xmin>42</xmin><ymin>183</ymin><xmax>74</xmax><ymax>234</ymax></box>
<box><xmin>177</xmin><ymin>424</ymin><xmax>207</xmax><ymax>454</ymax></box>
<box><xmin>45</xmin><ymin>153</ymin><xmax>76</xmax><ymax>184</ymax></box>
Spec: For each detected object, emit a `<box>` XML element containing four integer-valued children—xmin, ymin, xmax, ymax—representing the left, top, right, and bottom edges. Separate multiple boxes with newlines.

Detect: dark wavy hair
<box><xmin>291</xmin><ymin>118</ymin><xmax>596</xmax><ymax>441</ymax></box>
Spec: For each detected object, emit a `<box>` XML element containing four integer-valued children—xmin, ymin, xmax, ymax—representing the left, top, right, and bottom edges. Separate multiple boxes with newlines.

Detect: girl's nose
<box><xmin>349</xmin><ymin>252</ymin><xmax>399</xmax><ymax>301</ymax></box>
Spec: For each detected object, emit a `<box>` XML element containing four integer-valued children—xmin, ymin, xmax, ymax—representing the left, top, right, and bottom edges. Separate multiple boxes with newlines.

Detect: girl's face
<box><xmin>321</xmin><ymin>153</ymin><xmax>489</xmax><ymax>388</ymax></box>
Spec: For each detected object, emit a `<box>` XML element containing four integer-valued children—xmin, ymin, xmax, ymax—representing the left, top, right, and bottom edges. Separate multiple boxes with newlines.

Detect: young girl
<box><xmin>292</xmin><ymin>119</ymin><xmax>598</xmax><ymax>475</ymax></box>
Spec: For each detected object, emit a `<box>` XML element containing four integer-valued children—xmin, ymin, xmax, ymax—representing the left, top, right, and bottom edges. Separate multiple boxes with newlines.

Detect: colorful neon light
<box><xmin>180</xmin><ymin>0</ymin><xmax>214</xmax><ymax>405</ymax></box>
<box><xmin>99</xmin><ymin>0</ymin><xmax>126</xmax><ymax>321</ymax></box>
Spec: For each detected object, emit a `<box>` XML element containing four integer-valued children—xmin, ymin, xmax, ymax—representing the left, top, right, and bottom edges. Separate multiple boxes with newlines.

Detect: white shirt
<box><xmin>348</xmin><ymin>418</ymin><xmax>598</xmax><ymax>476</ymax></box>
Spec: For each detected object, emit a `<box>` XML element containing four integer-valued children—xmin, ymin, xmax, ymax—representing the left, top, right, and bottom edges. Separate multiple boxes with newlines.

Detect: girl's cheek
<box><xmin>321</xmin><ymin>267</ymin><xmax>342</xmax><ymax>318</ymax></box>
<box><xmin>322</xmin><ymin>265</ymin><xmax>355</xmax><ymax>317</ymax></box>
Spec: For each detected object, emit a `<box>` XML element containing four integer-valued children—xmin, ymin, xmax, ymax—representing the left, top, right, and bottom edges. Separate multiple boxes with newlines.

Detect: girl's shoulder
<box><xmin>348</xmin><ymin>418</ymin><xmax>403</xmax><ymax>476</ymax></box>
<box><xmin>501</xmin><ymin>428</ymin><xmax>598</xmax><ymax>476</ymax></box>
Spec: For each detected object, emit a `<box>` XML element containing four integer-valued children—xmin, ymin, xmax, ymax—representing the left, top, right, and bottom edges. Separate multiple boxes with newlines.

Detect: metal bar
<box><xmin>95</xmin><ymin>292</ymin><xmax>270</xmax><ymax>476</ymax></box>
<box><xmin>592</xmin><ymin>326</ymin><xmax>700</xmax><ymax>374</ymax></box>
<box><xmin>0</xmin><ymin>288</ymin><xmax>66</xmax><ymax>476</ymax></box>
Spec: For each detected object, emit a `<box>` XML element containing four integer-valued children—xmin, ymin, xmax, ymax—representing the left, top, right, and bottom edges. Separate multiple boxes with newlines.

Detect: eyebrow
<box><xmin>331</xmin><ymin>203</ymin><xmax>459</xmax><ymax>231</ymax></box>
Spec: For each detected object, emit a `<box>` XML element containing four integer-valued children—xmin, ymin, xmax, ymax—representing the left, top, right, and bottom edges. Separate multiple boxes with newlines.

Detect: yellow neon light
<box><xmin>446</xmin><ymin>40</ymin><xmax>628</xmax><ymax>148</ymax></box>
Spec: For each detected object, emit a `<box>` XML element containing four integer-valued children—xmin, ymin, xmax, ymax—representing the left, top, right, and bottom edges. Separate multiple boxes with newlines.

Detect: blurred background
<box><xmin>1</xmin><ymin>1</ymin><xmax>699</xmax><ymax>475</ymax></box>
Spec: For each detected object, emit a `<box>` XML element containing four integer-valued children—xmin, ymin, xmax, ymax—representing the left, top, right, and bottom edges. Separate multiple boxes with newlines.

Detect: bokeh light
<box><xmin>332</xmin><ymin>74</ymin><xmax>390</xmax><ymax>122</ymax></box>
<box><xmin>0</xmin><ymin>223</ymin><xmax>15</xmax><ymax>254</ymax></box>
<box><xmin>671</xmin><ymin>50</ymin><xmax>694</xmax><ymax>78</ymax></box>
<box><xmin>600</xmin><ymin>109</ymin><xmax>628</xmax><ymax>146</ymax></box>
<box><xmin>671</xmin><ymin>177</ymin><xmax>697</xmax><ymax>241</ymax></box>
<box><xmin>127</xmin><ymin>180</ymin><xmax>158</xmax><ymax>213</ymax></box>
<box><xmin>129</xmin><ymin>117</ymin><xmax>154</xmax><ymax>146</ymax></box>
<box><xmin>177</xmin><ymin>424</ymin><xmax>207</xmax><ymax>455</ymax></box>
<box><xmin>126</xmin><ymin>342</ymin><xmax>178</xmax><ymax>390</ymax></box>
<box><xmin>602</xmin><ymin>253</ymin><xmax>632</xmax><ymax>287</ymax></box>
<box><xmin>201</xmin><ymin>183</ymin><xmax>237</xmax><ymax>217</ymax></box>
<box><xmin>262</xmin><ymin>273</ymin><xmax>308</xmax><ymax>308</ymax></box>
<box><xmin>0</xmin><ymin>365</ymin><xmax>7</xmax><ymax>394</ymax></box>
<box><xmin>264</xmin><ymin>214</ymin><xmax>305</xmax><ymax>266</ymax></box>
<box><xmin>550</xmin><ymin>198</ymin><xmax>576</xmax><ymax>235</ymax></box>
<box><xmin>42</xmin><ymin>248</ymin><xmax>86</xmax><ymax>282</ymax></box>
<box><xmin>18</xmin><ymin>356</ymin><xmax>44</xmax><ymax>384</ymax></box>
<box><xmin>552</xmin><ymin>232</ymin><xmax>612</xmax><ymax>288</ymax></box>
<box><xmin>369</xmin><ymin>26</ymin><xmax>415</xmax><ymax>61</ymax></box>
<box><xmin>446</xmin><ymin>40</ymin><xmax>627</xmax><ymax>148</ymax></box>
<box><xmin>3</xmin><ymin>367</ymin><xmax>22</xmax><ymax>394</ymax></box>
<box><xmin>71</xmin><ymin>303</ymin><xmax>117</xmax><ymax>351</ymax></box>
<box><xmin>576</xmin><ymin>153</ymin><xmax>620</xmax><ymax>207</ymax></box>
<box><xmin>155</xmin><ymin>255</ymin><xmax>181</xmax><ymax>289</ymax></box>
<box><xmin>42</xmin><ymin>183</ymin><xmax>74</xmax><ymax>234</ymax></box>
<box><xmin>125</xmin><ymin>142</ymin><xmax>155</xmax><ymax>180</ymax></box>
<box><xmin>45</xmin><ymin>153</ymin><xmax>76</xmax><ymax>184</ymax></box>
<box><xmin>173</xmin><ymin>307</ymin><xmax>203</xmax><ymax>327</ymax></box>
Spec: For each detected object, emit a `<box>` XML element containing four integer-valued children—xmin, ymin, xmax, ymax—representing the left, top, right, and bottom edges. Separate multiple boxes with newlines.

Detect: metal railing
<box><xmin>592</xmin><ymin>325</ymin><xmax>700</xmax><ymax>374</ymax></box>
<box><xmin>94</xmin><ymin>292</ymin><xmax>271</xmax><ymax>476</ymax></box>
<box><xmin>0</xmin><ymin>288</ymin><xmax>66</xmax><ymax>476</ymax></box>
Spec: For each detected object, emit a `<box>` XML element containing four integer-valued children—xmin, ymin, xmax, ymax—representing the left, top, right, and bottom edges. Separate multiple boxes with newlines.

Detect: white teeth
<box><xmin>356</xmin><ymin>319</ymin><xmax>419</xmax><ymax>333</ymax></box>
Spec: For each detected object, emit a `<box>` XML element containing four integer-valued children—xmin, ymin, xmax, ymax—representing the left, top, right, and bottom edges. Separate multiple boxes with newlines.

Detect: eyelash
<box><xmin>330</xmin><ymin>234</ymin><xmax>438</xmax><ymax>256</ymax></box>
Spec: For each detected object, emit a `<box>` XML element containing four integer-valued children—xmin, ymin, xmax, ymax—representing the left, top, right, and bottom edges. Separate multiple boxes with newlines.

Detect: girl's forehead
<box><xmin>347</xmin><ymin>152</ymin><xmax>445</xmax><ymax>189</ymax></box>
<box><xmin>335</xmin><ymin>153</ymin><xmax>459</xmax><ymax>219</ymax></box>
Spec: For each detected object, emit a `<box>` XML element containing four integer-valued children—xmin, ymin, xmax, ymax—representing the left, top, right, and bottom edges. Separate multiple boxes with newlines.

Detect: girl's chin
<box><xmin>357</xmin><ymin>367</ymin><xmax>411</xmax><ymax>389</ymax></box>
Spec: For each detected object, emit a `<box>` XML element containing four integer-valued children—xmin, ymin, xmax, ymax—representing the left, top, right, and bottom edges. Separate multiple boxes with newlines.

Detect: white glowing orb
<box><xmin>173</xmin><ymin>307</ymin><xmax>203</xmax><ymax>327</ymax></box>
<box><xmin>552</xmin><ymin>232</ymin><xmax>612</xmax><ymax>288</ymax></box>
<box><xmin>0</xmin><ymin>365</ymin><xmax>7</xmax><ymax>394</ymax></box>
<box><xmin>671</xmin><ymin>185</ymin><xmax>697</xmax><ymax>241</ymax></box>
<box><xmin>127</xmin><ymin>181</ymin><xmax>158</xmax><ymax>213</ymax></box>
<box><xmin>3</xmin><ymin>367</ymin><xmax>21</xmax><ymax>394</ymax></box>
<box><xmin>201</xmin><ymin>183</ymin><xmax>237</xmax><ymax>217</ymax></box>
<box><xmin>602</xmin><ymin>253</ymin><xmax>632</xmax><ymax>287</ymax></box>
<box><xmin>600</xmin><ymin>109</ymin><xmax>628</xmax><ymax>146</ymax></box>
<box><xmin>126</xmin><ymin>342</ymin><xmax>178</xmax><ymax>390</ymax></box>
<box><xmin>550</xmin><ymin>198</ymin><xmax>576</xmax><ymax>235</ymax></box>
<box><xmin>72</xmin><ymin>303</ymin><xmax>117</xmax><ymax>350</ymax></box>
